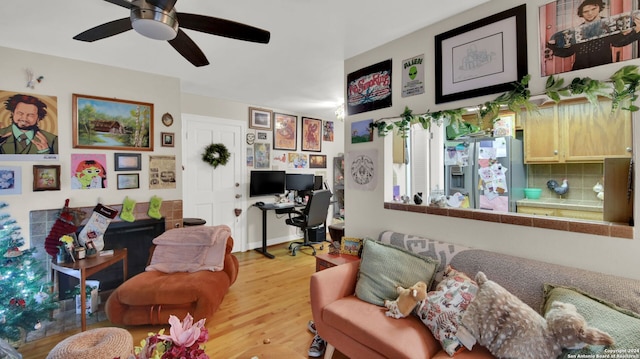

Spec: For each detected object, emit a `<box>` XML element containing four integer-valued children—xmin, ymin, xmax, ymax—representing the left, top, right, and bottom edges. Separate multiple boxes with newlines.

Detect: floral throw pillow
<box><xmin>415</xmin><ymin>265</ymin><xmax>478</xmax><ymax>356</ymax></box>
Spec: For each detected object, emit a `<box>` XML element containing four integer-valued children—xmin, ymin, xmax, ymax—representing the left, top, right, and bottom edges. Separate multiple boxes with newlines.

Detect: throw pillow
<box><xmin>415</xmin><ymin>265</ymin><xmax>478</xmax><ymax>356</ymax></box>
<box><xmin>460</xmin><ymin>272</ymin><xmax>551</xmax><ymax>359</ymax></box>
<box><xmin>355</xmin><ymin>238</ymin><xmax>439</xmax><ymax>307</ymax></box>
<box><xmin>543</xmin><ymin>284</ymin><xmax>640</xmax><ymax>359</ymax></box>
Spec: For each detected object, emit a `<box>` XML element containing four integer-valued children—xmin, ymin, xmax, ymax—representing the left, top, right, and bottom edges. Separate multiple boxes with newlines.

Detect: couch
<box><xmin>310</xmin><ymin>231</ymin><xmax>640</xmax><ymax>359</ymax></box>
<box><xmin>106</xmin><ymin>226</ymin><xmax>239</xmax><ymax>326</ymax></box>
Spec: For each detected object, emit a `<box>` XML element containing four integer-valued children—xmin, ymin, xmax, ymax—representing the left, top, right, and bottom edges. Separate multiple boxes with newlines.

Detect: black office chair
<box><xmin>285</xmin><ymin>189</ymin><xmax>332</xmax><ymax>256</ymax></box>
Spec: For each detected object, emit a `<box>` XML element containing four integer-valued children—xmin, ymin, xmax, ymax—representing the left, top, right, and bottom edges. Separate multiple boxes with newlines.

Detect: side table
<box><xmin>51</xmin><ymin>248</ymin><xmax>128</xmax><ymax>331</ymax></box>
<box><xmin>315</xmin><ymin>252</ymin><xmax>359</xmax><ymax>272</ymax></box>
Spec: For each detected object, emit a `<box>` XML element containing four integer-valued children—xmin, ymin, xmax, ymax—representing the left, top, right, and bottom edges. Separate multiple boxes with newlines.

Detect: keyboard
<box><xmin>273</xmin><ymin>202</ymin><xmax>294</xmax><ymax>208</ymax></box>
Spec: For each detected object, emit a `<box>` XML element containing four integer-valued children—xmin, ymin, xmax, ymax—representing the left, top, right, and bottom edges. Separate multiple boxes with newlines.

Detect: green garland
<box><xmin>202</xmin><ymin>143</ymin><xmax>230</xmax><ymax>168</ymax></box>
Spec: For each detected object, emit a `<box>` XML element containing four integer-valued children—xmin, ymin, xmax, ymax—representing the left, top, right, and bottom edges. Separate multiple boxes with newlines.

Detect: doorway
<box><xmin>182</xmin><ymin>114</ymin><xmax>246</xmax><ymax>253</ymax></box>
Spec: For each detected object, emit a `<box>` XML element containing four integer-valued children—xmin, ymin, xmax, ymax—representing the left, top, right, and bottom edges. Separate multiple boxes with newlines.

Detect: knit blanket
<box><xmin>146</xmin><ymin>225</ymin><xmax>230</xmax><ymax>273</ymax></box>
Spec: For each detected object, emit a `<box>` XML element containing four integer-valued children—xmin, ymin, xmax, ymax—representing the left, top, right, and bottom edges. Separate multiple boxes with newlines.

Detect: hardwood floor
<box><xmin>19</xmin><ymin>242</ymin><xmax>348</xmax><ymax>359</ymax></box>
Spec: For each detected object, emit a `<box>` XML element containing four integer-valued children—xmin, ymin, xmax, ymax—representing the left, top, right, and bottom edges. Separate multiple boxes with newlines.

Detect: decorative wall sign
<box><xmin>72</xmin><ymin>93</ymin><xmax>153</xmax><ymax>151</ymax></box>
<box><xmin>435</xmin><ymin>5</ymin><xmax>527</xmax><ymax>104</ymax></box>
<box><xmin>402</xmin><ymin>54</ymin><xmax>425</xmax><ymax>97</ymax></box>
<box><xmin>347</xmin><ymin>59</ymin><xmax>392</xmax><ymax>115</ymax></box>
<box><xmin>346</xmin><ymin>149</ymin><xmax>378</xmax><ymax>191</ymax></box>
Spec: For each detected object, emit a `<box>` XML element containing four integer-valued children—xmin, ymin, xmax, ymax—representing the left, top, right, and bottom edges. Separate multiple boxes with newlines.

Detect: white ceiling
<box><xmin>1</xmin><ymin>0</ymin><xmax>488</xmax><ymax>120</ymax></box>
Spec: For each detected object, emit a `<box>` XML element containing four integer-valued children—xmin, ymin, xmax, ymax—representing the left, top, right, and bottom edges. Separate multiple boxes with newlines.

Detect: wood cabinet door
<box><xmin>523</xmin><ymin>106</ymin><xmax>560</xmax><ymax>163</ymax></box>
<box><xmin>562</xmin><ymin>100</ymin><xmax>632</xmax><ymax>162</ymax></box>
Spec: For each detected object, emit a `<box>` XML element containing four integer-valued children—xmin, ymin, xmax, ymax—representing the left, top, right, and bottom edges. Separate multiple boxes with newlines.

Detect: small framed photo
<box><xmin>161</xmin><ymin>132</ymin><xmax>175</xmax><ymax>147</ymax></box>
<box><xmin>114</xmin><ymin>153</ymin><xmax>142</xmax><ymax>171</ymax></box>
<box><xmin>249</xmin><ymin>107</ymin><xmax>273</xmax><ymax>130</ymax></box>
<box><xmin>309</xmin><ymin>154</ymin><xmax>327</xmax><ymax>168</ymax></box>
<box><xmin>340</xmin><ymin>237</ymin><xmax>363</xmax><ymax>257</ymax></box>
<box><xmin>33</xmin><ymin>165</ymin><xmax>61</xmax><ymax>191</ymax></box>
<box><xmin>0</xmin><ymin>166</ymin><xmax>21</xmax><ymax>195</ymax></box>
<box><xmin>117</xmin><ymin>173</ymin><xmax>140</xmax><ymax>190</ymax></box>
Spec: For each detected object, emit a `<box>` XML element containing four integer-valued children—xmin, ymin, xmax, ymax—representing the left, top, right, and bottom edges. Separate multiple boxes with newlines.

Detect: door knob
<box><xmin>235</xmin><ymin>194</ymin><xmax>242</xmax><ymax>199</ymax></box>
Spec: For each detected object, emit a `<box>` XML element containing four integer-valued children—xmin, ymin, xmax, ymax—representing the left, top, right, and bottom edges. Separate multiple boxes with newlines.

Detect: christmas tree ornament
<box><xmin>78</xmin><ymin>203</ymin><xmax>118</xmax><ymax>251</ymax></box>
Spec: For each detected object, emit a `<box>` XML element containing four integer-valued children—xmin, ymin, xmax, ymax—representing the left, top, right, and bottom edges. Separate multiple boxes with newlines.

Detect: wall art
<box><xmin>347</xmin><ymin>59</ymin><xmax>392</xmax><ymax>115</ymax></box>
<box><xmin>149</xmin><ymin>155</ymin><xmax>176</xmax><ymax>189</ymax></box>
<box><xmin>351</xmin><ymin>119</ymin><xmax>373</xmax><ymax>144</ymax></box>
<box><xmin>249</xmin><ymin>107</ymin><xmax>273</xmax><ymax>131</ymax></box>
<box><xmin>435</xmin><ymin>5</ymin><xmax>527</xmax><ymax>104</ymax></box>
<box><xmin>301</xmin><ymin>117</ymin><xmax>322</xmax><ymax>152</ymax></box>
<box><xmin>309</xmin><ymin>154</ymin><xmax>327</xmax><ymax>168</ymax></box>
<box><xmin>72</xmin><ymin>94</ymin><xmax>153</xmax><ymax>151</ymax></box>
<box><xmin>33</xmin><ymin>165</ymin><xmax>60</xmax><ymax>191</ymax></box>
<box><xmin>0</xmin><ymin>166</ymin><xmax>21</xmax><ymax>195</ymax></box>
<box><xmin>71</xmin><ymin>154</ymin><xmax>107</xmax><ymax>189</ymax></box>
<box><xmin>273</xmin><ymin>113</ymin><xmax>297</xmax><ymax>150</ymax></box>
<box><xmin>323</xmin><ymin>120</ymin><xmax>334</xmax><ymax>142</ymax></box>
<box><xmin>161</xmin><ymin>132</ymin><xmax>175</xmax><ymax>147</ymax></box>
<box><xmin>117</xmin><ymin>173</ymin><xmax>140</xmax><ymax>190</ymax></box>
<box><xmin>114</xmin><ymin>153</ymin><xmax>141</xmax><ymax>171</ymax></box>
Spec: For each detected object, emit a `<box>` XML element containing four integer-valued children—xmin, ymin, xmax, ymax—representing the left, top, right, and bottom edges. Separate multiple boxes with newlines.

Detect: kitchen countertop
<box><xmin>516</xmin><ymin>198</ymin><xmax>604</xmax><ymax>212</ymax></box>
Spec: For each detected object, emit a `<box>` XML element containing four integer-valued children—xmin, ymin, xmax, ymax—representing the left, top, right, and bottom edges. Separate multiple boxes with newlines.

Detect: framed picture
<box><xmin>161</xmin><ymin>132</ymin><xmax>174</xmax><ymax>147</ymax></box>
<box><xmin>33</xmin><ymin>165</ymin><xmax>60</xmax><ymax>191</ymax></box>
<box><xmin>114</xmin><ymin>153</ymin><xmax>142</xmax><ymax>171</ymax></box>
<box><xmin>347</xmin><ymin>59</ymin><xmax>393</xmax><ymax>115</ymax></box>
<box><xmin>117</xmin><ymin>173</ymin><xmax>140</xmax><ymax>190</ymax></box>
<box><xmin>309</xmin><ymin>154</ymin><xmax>327</xmax><ymax>168</ymax></box>
<box><xmin>340</xmin><ymin>237</ymin><xmax>363</xmax><ymax>256</ymax></box>
<box><xmin>434</xmin><ymin>4</ymin><xmax>527</xmax><ymax>104</ymax></box>
<box><xmin>0</xmin><ymin>166</ymin><xmax>21</xmax><ymax>195</ymax></box>
<box><xmin>249</xmin><ymin>107</ymin><xmax>273</xmax><ymax>130</ymax></box>
<box><xmin>72</xmin><ymin>93</ymin><xmax>154</xmax><ymax>151</ymax></box>
<box><xmin>301</xmin><ymin>117</ymin><xmax>322</xmax><ymax>152</ymax></box>
<box><xmin>273</xmin><ymin>113</ymin><xmax>297</xmax><ymax>150</ymax></box>
<box><xmin>351</xmin><ymin>119</ymin><xmax>374</xmax><ymax>143</ymax></box>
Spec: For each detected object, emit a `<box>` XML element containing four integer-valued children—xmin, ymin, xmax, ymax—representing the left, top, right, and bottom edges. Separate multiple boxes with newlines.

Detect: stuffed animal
<box><xmin>384</xmin><ymin>281</ymin><xmax>428</xmax><ymax>319</ymax></box>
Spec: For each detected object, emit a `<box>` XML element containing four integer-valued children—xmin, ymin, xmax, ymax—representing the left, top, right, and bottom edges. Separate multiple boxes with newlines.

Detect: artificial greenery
<box><xmin>202</xmin><ymin>143</ymin><xmax>230</xmax><ymax>168</ymax></box>
<box><xmin>371</xmin><ymin>65</ymin><xmax>640</xmax><ymax>137</ymax></box>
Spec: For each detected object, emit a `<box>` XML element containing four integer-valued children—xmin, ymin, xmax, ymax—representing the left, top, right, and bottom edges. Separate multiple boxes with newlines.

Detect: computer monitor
<box><xmin>249</xmin><ymin>170</ymin><xmax>286</xmax><ymax>197</ymax></box>
<box><xmin>285</xmin><ymin>173</ymin><xmax>314</xmax><ymax>191</ymax></box>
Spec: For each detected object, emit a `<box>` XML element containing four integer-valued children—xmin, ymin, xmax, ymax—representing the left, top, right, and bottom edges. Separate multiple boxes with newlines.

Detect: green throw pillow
<box><xmin>543</xmin><ymin>284</ymin><xmax>640</xmax><ymax>359</ymax></box>
<box><xmin>355</xmin><ymin>238</ymin><xmax>439</xmax><ymax>306</ymax></box>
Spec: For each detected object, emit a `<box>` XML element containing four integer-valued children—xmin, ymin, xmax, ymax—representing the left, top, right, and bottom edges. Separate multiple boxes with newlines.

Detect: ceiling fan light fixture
<box><xmin>131</xmin><ymin>7</ymin><xmax>178</xmax><ymax>40</ymax></box>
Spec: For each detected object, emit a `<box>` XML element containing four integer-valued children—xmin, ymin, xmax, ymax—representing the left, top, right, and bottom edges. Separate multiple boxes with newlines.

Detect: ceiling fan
<box><xmin>73</xmin><ymin>0</ymin><xmax>271</xmax><ymax>67</ymax></box>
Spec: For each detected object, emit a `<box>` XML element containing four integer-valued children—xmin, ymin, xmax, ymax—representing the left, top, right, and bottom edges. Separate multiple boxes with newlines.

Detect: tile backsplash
<box><xmin>527</xmin><ymin>163</ymin><xmax>603</xmax><ymax>201</ymax></box>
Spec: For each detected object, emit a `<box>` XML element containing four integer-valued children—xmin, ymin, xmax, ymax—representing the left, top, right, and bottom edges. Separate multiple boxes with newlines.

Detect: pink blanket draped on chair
<box><xmin>146</xmin><ymin>225</ymin><xmax>231</xmax><ymax>273</ymax></box>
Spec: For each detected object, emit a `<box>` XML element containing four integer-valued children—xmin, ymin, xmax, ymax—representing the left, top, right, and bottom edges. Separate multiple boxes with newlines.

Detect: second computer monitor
<box><xmin>285</xmin><ymin>173</ymin><xmax>315</xmax><ymax>192</ymax></box>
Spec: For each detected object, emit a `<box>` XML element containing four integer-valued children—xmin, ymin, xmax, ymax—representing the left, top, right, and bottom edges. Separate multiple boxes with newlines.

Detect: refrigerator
<box><xmin>444</xmin><ymin>137</ymin><xmax>525</xmax><ymax>212</ymax></box>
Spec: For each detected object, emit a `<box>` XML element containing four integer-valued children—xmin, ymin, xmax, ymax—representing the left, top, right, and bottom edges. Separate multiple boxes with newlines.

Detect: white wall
<box><xmin>0</xmin><ymin>46</ymin><xmax>183</xmax><ymax>246</ymax></box>
<box><xmin>344</xmin><ymin>0</ymin><xmax>640</xmax><ymax>280</ymax></box>
<box><xmin>182</xmin><ymin>93</ymin><xmax>345</xmax><ymax>249</ymax></box>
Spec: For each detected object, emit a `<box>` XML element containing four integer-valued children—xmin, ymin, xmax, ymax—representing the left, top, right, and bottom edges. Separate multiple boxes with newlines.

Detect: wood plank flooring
<box><xmin>18</xmin><ymin>242</ymin><xmax>348</xmax><ymax>359</ymax></box>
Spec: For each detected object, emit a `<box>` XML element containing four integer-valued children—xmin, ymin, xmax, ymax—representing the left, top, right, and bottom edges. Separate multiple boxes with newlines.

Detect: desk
<box><xmin>51</xmin><ymin>248</ymin><xmax>128</xmax><ymax>331</ymax></box>
<box><xmin>253</xmin><ymin>203</ymin><xmax>300</xmax><ymax>259</ymax></box>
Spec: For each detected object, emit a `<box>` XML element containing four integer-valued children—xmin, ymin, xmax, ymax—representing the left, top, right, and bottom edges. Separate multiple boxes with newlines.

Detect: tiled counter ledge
<box><xmin>516</xmin><ymin>198</ymin><xmax>603</xmax><ymax>213</ymax></box>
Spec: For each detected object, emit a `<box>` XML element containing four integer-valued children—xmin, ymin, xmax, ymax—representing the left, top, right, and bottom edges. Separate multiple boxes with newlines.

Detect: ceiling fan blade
<box><xmin>168</xmin><ymin>29</ymin><xmax>210</xmax><ymax>67</ymax></box>
<box><xmin>73</xmin><ymin>18</ymin><xmax>133</xmax><ymax>42</ymax></box>
<box><xmin>177</xmin><ymin>13</ymin><xmax>270</xmax><ymax>44</ymax></box>
<box><xmin>146</xmin><ymin>0</ymin><xmax>177</xmax><ymax>11</ymax></box>
<box><xmin>103</xmin><ymin>0</ymin><xmax>133</xmax><ymax>9</ymax></box>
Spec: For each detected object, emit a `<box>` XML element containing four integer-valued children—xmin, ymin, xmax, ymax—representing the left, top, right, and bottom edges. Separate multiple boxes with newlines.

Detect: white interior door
<box><xmin>183</xmin><ymin>114</ymin><xmax>245</xmax><ymax>252</ymax></box>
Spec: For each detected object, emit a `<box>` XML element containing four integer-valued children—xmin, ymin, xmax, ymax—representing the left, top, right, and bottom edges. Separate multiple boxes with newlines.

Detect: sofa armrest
<box><xmin>310</xmin><ymin>260</ymin><xmax>359</xmax><ymax>333</ymax></box>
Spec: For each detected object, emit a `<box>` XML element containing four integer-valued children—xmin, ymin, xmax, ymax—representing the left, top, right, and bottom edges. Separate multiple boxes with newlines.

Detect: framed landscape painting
<box><xmin>72</xmin><ymin>94</ymin><xmax>154</xmax><ymax>151</ymax></box>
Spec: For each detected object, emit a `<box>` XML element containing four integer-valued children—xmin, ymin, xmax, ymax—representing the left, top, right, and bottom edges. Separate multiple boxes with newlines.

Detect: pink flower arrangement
<box><xmin>128</xmin><ymin>313</ymin><xmax>209</xmax><ymax>359</ymax></box>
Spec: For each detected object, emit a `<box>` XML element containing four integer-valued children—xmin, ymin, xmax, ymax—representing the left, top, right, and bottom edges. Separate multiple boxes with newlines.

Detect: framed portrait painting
<box><xmin>249</xmin><ymin>107</ymin><xmax>273</xmax><ymax>131</ymax></box>
<box><xmin>435</xmin><ymin>4</ymin><xmax>527</xmax><ymax>104</ymax></box>
<box><xmin>273</xmin><ymin>113</ymin><xmax>297</xmax><ymax>150</ymax></box>
<box><xmin>33</xmin><ymin>165</ymin><xmax>60</xmax><ymax>191</ymax></box>
<box><xmin>72</xmin><ymin>94</ymin><xmax>153</xmax><ymax>151</ymax></box>
<box><xmin>301</xmin><ymin>117</ymin><xmax>322</xmax><ymax>152</ymax></box>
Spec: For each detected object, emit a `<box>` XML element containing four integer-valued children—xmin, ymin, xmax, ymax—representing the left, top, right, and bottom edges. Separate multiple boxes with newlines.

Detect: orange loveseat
<box><xmin>105</xmin><ymin>226</ymin><xmax>239</xmax><ymax>326</ymax></box>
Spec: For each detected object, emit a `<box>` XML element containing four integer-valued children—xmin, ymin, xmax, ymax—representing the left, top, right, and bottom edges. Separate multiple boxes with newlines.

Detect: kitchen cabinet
<box><xmin>522</xmin><ymin>99</ymin><xmax>632</xmax><ymax>163</ymax></box>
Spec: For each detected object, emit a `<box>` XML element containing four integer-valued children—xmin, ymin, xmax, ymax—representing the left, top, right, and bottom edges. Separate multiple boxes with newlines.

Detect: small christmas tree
<box><xmin>0</xmin><ymin>202</ymin><xmax>58</xmax><ymax>343</ymax></box>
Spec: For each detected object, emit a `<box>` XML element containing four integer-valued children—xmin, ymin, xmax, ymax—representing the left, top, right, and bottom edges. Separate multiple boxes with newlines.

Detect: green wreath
<box><xmin>202</xmin><ymin>143</ymin><xmax>230</xmax><ymax>168</ymax></box>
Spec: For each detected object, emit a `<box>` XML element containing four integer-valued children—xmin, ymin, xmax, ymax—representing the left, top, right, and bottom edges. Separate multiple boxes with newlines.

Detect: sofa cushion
<box><xmin>460</xmin><ymin>272</ymin><xmax>551</xmax><ymax>359</ymax></box>
<box><xmin>355</xmin><ymin>238</ymin><xmax>439</xmax><ymax>306</ymax></box>
<box><xmin>378</xmin><ymin>231</ymin><xmax>470</xmax><ymax>283</ymax></box>
<box><xmin>415</xmin><ymin>265</ymin><xmax>478</xmax><ymax>356</ymax></box>
<box><xmin>543</xmin><ymin>284</ymin><xmax>640</xmax><ymax>359</ymax></box>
